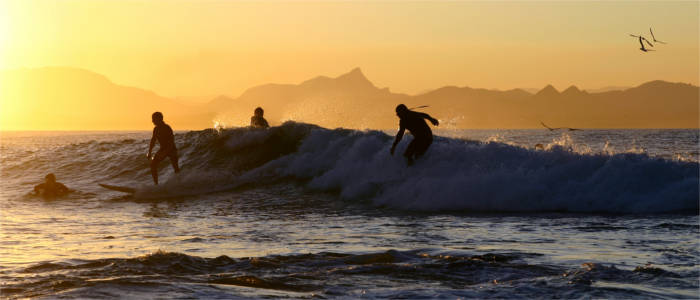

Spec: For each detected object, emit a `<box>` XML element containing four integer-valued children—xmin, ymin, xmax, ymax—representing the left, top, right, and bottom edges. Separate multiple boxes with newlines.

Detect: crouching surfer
<box><xmin>250</xmin><ymin>107</ymin><xmax>270</xmax><ymax>129</ymax></box>
<box><xmin>390</xmin><ymin>104</ymin><xmax>439</xmax><ymax>166</ymax></box>
<box><xmin>34</xmin><ymin>173</ymin><xmax>70</xmax><ymax>198</ymax></box>
<box><xmin>147</xmin><ymin>112</ymin><xmax>180</xmax><ymax>185</ymax></box>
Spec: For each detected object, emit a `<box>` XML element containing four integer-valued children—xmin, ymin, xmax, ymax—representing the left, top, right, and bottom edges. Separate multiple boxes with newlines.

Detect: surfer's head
<box><xmin>254</xmin><ymin>107</ymin><xmax>264</xmax><ymax>117</ymax></box>
<box><xmin>395</xmin><ymin>104</ymin><xmax>408</xmax><ymax>118</ymax></box>
<box><xmin>45</xmin><ymin>173</ymin><xmax>56</xmax><ymax>183</ymax></box>
<box><xmin>151</xmin><ymin>112</ymin><xmax>164</xmax><ymax>125</ymax></box>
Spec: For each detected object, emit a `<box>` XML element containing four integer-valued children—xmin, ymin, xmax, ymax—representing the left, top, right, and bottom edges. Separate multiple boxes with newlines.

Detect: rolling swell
<box><xmin>4</xmin><ymin>122</ymin><xmax>698</xmax><ymax>213</ymax></box>
<box><xmin>2</xmin><ymin>250</ymin><xmax>694</xmax><ymax>299</ymax></box>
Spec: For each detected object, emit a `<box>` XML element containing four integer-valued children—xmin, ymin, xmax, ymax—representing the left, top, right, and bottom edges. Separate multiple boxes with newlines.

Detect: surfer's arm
<box><xmin>147</xmin><ymin>128</ymin><xmax>157</xmax><ymax>158</ymax></box>
<box><xmin>391</xmin><ymin>126</ymin><xmax>405</xmax><ymax>155</ymax></box>
<box><xmin>419</xmin><ymin>112</ymin><xmax>439</xmax><ymax>126</ymax></box>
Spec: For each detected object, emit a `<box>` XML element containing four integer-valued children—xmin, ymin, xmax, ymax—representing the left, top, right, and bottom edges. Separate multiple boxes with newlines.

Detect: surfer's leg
<box><xmin>151</xmin><ymin>151</ymin><xmax>166</xmax><ymax>185</ymax></box>
<box><xmin>150</xmin><ymin>161</ymin><xmax>159</xmax><ymax>185</ymax></box>
<box><xmin>169</xmin><ymin>150</ymin><xmax>180</xmax><ymax>173</ymax></box>
<box><xmin>404</xmin><ymin>139</ymin><xmax>418</xmax><ymax>165</ymax></box>
<box><xmin>414</xmin><ymin>136</ymin><xmax>433</xmax><ymax>159</ymax></box>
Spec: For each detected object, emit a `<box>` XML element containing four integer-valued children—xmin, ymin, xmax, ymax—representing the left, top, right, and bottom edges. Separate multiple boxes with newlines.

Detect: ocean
<box><xmin>1</xmin><ymin>123</ymin><xmax>698</xmax><ymax>298</ymax></box>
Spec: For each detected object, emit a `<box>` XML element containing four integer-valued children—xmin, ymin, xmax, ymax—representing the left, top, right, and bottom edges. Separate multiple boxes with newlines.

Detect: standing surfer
<box><xmin>147</xmin><ymin>112</ymin><xmax>180</xmax><ymax>185</ymax></box>
<box><xmin>390</xmin><ymin>104</ymin><xmax>439</xmax><ymax>165</ymax></box>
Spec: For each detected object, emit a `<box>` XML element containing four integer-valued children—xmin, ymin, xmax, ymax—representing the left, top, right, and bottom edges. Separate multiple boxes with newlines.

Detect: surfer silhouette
<box><xmin>34</xmin><ymin>173</ymin><xmax>69</xmax><ymax>198</ymax></box>
<box><xmin>390</xmin><ymin>104</ymin><xmax>439</xmax><ymax>165</ymax></box>
<box><xmin>147</xmin><ymin>112</ymin><xmax>180</xmax><ymax>185</ymax></box>
<box><xmin>250</xmin><ymin>107</ymin><xmax>270</xmax><ymax>129</ymax></box>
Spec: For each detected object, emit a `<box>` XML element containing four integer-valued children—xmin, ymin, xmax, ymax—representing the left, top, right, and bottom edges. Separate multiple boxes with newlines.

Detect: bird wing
<box><xmin>650</xmin><ymin>28</ymin><xmax>667</xmax><ymax>44</ymax></box>
<box><xmin>540</xmin><ymin>122</ymin><xmax>561</xmax><ymax>130</ymax></box>
<box><xmin>629</xmin><ymin>34</ymin><xmax>640</xmax><ymax>38</ymax></box>
<box><xmin>643</xmin><ymin>37</ymin><xmax>654</xmax><ymax>47</ymax></box>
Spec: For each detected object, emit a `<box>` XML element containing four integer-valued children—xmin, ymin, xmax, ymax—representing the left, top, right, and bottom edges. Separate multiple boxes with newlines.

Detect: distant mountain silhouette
<box><xmin>535</xmin><ymin>84</ymin><xmax>559</xmax><ymax>98</ymax></box>
<box><xmin>584</xmin><ymin>86</ymin><xmax>631</xmax><ymax>93</ymax></box>
<box><xmin>207</xmin><ymin>68</ymin><xmax>697</xmax><ymax>129</ymax></box>
<box><xmin>409</xmin><ymin>79</ymin><xmax>697</xmax><ymax>128</ymax></box>
<box><xmin>561</xmin><ymin>85</ymin><xmax>586</xmax><ymax>97</ymax></box>
<box><xmin>207</xmin><ymin>68</ymin><xmax>408</xmax><ymax>129</ymax></box>
<box><xmin>301</xmin><ymin>67</ymin><xmax>377</xmax><ymax>92</ymax></box>
<box><xmin>1</xmin><ymin>67</ymin><xmax>697</xmax><ymax>130</ymax></box>
<box><xmin>0</xmin><ymin>67</ymin><xmax>213</xmax><ymax>130</ymax></box>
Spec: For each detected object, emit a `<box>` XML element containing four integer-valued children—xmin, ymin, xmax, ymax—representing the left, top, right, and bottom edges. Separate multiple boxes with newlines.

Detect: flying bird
<box><xmin>630</xmin><ymin>34</ymin><xmax>654</xmax><ymax>48</ymax></box>
<box><xmin>540</xmin><ymin>121</ymin><xmax>582</xmax><ymax>131</ymax></box>
<box><xmin>649</xmin><ymin>27</ymin><xmax>666</xmax><ymax>44</ymax></box>
<box><xmin>638</xmin><ymin>36</ymin><xmax>655</xmax><ymax>52</ymax></box>
<box><xmin>630</xmin><ymin>35</ymin><xmax>655</xmax><ymax>52</ymax></box>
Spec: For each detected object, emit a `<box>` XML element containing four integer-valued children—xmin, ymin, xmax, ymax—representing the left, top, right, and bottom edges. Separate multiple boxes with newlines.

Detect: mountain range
<box><xmin>1</xmin><ymin>67</ymin><xmax>697</xmax><ymax>130</ymax></box>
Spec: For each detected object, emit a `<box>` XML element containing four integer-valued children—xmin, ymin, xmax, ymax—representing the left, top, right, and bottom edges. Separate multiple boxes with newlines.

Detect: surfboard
<box><xmin>99</xmin><ymin>183</ymin><xmax>136</xmax><ymax>194</ymax></box>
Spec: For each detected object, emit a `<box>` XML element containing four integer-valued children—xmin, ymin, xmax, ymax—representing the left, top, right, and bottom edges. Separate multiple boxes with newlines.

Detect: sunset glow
<box><xmin>0</xmin><ymin>1</ymin><xmax>698</xmax><ymax>130</ymax></box>
<box><xmin>1</xmin><ymin>1</ymin><xmax>697</xmax><ymax>97</ymax></box>
<box><xmin>1</xmin><ymin>2</ymin><xmax>698</xmax><ymax>298</ymax></box>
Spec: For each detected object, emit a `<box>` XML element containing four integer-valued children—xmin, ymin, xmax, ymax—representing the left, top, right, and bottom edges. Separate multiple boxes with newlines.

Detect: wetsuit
<box><xmin>399</xmin><ymin>111</ymin><xmax>434</xmax><ymax>160</ymax></box>
<box><xmin>151</xmin><ymin>122</ymin><xmax>180</xmax><ymax>182</ymax></box>
<box><xmin>34</xmin><ymin>182</ymin><xmax>69</xmax><ymax>198</ymax></box>
<box><xmin>250</xmin><ymin>116</ymin><xmax>270</xmax><ymax>129</ymax></box>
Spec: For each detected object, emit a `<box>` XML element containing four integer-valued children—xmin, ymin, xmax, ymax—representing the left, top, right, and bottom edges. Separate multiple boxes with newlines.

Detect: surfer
<box><xmin>147</xmin><ymin>112</ymin><xmax>180</xmax><ymax>185</ymax></box>
<box><xmin>390</xmin><ymin>104</ymin><xmax>439</xmax><ymax>165</ymax></box>
<box><xmin>34</xmin><ymin>173</ymin><xmax>69</xmax><ymax>198</ymax></box>
<box><xmin>250</xmin><ymin>107</ymin><xmax>270</xmax><ymax>129</ymax></box>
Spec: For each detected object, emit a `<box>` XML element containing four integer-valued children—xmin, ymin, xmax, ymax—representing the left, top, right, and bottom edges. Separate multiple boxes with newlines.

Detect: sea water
<box><xmin>1</xmin><ymin>124</ymin><xmax>698</xmax><ymax>298</ymax></box>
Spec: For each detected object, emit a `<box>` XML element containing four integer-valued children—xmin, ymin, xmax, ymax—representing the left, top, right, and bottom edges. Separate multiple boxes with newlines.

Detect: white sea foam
<box><xmin>245</xmin><ymin>126</ymin><xmax>698</xmax><ymax>213</ymax></box>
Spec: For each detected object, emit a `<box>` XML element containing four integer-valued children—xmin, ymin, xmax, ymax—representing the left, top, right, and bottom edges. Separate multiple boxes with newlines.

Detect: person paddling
<box><xmin>147</xmin><ymin>112</ymin><xmax>180</xmax><ymax>185</ymax></box>
<box><xmin>34</xmin><ymin>173</ymin><xmax>70</xmax><ymax>198</ymax></box>
<box><xmin>390</xmin><ymin>104</ymin><xmax>439</xmax><ymax>165</ymax></box>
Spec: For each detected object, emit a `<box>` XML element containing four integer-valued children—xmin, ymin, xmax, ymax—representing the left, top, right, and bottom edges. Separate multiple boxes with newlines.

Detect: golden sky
<box><xmin>0</xmin><ymin>0</ymin><xmax>698</xmax><ymax>98</ymax></box>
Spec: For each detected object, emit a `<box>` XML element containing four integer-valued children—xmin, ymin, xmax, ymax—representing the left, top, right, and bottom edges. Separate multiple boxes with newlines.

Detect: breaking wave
<box><xmin>4</xmin><ymin>122</ymin><xmax>698</xmax><ymax>213</ymax></box>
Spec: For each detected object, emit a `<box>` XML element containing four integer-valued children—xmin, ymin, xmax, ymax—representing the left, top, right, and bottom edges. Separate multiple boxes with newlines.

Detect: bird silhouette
<box><xmin>630</xmin><ymin>35</ymin><xmax>655</xmax><ymax>52</ymax></box>
<box><xmin>639</xmin><ymin>36</ymin><xmax>655</xmax><ymax>52</ymax></box>
<box><xmin>649</xmin><ymin>27</ymin><xmax>666</xmax><ymax>44</ymax></box>
<box><xmin>540</xmin><ymin>121</ymin><xmax>582</xmax><ymax>131</ymax></box>
<box><xmin>630</xmin><ymin>34</ymin><xmax>654</xmax><ymax>47</ymax></box>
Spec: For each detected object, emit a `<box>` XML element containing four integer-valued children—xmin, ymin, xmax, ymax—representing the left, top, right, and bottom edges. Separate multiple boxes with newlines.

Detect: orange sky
<box><xmin>0</xmin><ymin>0</ymin><xmax>698</xmax><ymax>98</ymax></box>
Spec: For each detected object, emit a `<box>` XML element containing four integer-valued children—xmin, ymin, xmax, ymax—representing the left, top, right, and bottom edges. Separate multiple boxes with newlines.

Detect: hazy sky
<box><xmin>1</xmin><ymin>0</ymin><xmax>698</xmax><ymax>98</ymax></box>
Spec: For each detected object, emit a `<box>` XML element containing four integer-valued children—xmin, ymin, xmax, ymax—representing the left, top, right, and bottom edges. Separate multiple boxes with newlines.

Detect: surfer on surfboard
<box><xmin>147</xmin><ymin>112</ymin><xmax>180</xmax><ymax>185</ymax></box>
<box><xmin>390</xmin><ymin>104</ymin><xmax>439</xmax><ymax>166</ymax></box>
